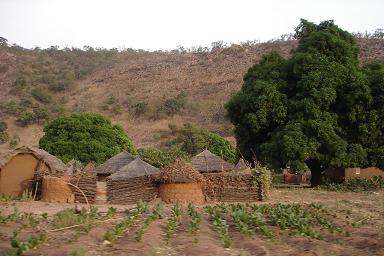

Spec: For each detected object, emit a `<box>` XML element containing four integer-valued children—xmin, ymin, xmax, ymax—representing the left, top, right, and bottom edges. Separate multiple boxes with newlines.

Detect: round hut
<box><xmin>107</xmin><ymin>158</ymin><xmax>160</xmax><ymax>204</ymax></box>
<box><xmin>158</xmin><ymin>159</ymin><xmax>205</xmax><ymax>205</ymax></box>
<box><xmin>41</xmin><ymin>176</ymin><xmax>74</xmax><ymax>203</ymax></box>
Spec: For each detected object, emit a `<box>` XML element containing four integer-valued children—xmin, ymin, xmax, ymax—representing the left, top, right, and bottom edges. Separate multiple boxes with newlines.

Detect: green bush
<box><xmin>320</xmin><ymin>176</ymin><xmax>384</xmax><ymax>192</ymax></box>
<box><xmin>0</xmin><ymin>121</ymin><xmax>9</xmax><ymax>144</ymax></box>
<box><xmin>169</xmin><ymin>123</ymin><xmax>237</xmax><ymax>163</ymax></box>
<box><xmin>39</xmin><ymin>112</ymin><xmax>136</xmax><ymax>164</ymax></box>
<box><xmin>31</xmin><ymin>87</ymin><xmax>52</xmax><ymax>104</ymax></box>
<box><xmin>16</xmin><ymin>107</ymin><xmax>49</xmax><ymax>126</ymax></box>
<box><xmin>137</xmin><ymin>147</ymin><xmax>188</xmax><ymax>168</ymax></box>
<box><xmin>0</xmin><ymin>101</ymin><xmax>25</xmax><ymax>116</ymax></box>
<box><xmin>133</xmin><ymin>102</ymin><xmax>149</xmax><ymax>116</ymax></box>
<box><xmin>159</xmin><ymin>92</ymin><xmax>188</xmax><ymax>116</ymax></box>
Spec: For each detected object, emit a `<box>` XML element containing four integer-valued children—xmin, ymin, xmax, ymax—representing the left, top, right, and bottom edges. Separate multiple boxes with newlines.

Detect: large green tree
<box><xmin>226</xmin><ymin>20</ymin><xmax>384</xmax><ymax>184</ymax></box>
<box><xmin>39</xmin><ymin>112</ymin><xmax>136</xmax><ymax>164</ymax></box>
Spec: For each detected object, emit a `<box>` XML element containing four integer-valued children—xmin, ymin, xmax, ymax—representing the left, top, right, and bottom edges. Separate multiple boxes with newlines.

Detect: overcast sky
<box><xmin>0</xmin><ymin>0</ymin><xmax>383</xmax><ymax>51</ymax></box>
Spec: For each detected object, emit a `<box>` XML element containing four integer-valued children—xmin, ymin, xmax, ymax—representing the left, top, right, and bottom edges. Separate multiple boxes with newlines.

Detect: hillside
<box><xmin>1</xmin><ymin>38</ymin><xmax>384</xmax><ymax>152</ymax></box>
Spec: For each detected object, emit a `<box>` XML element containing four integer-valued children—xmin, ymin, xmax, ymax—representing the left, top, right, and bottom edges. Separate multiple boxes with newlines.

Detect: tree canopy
<box><xmin>168</xmin><ymin>123</ymin><xmax>237</xmax><ymax>164</ymax></box>
<box><xmin>39</xmin><ymin>112</ymin><xmax>136</xmax><ymax>164</ymax></box>
<box><xmin>226</xmin><ymin>19</ymin><xmax>384</xmax><ymax>183</ymax></box>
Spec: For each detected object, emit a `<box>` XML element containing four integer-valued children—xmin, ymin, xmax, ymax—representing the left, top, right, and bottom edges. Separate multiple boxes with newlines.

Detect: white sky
<box><xmin>0</xmin><ymin>0</ymin><xmax>383</xmax><ymax>51</ymax></box>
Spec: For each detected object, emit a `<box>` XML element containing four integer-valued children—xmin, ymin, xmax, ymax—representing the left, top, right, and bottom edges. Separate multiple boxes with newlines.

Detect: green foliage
<box><xmin>187</xmin><ymin>203</ymin><xmax>202</xmax><ymax>239</ymax></box>
<box><xmin>205</xmin><ymin>205</ymin><xmax>232</xmax><ymax>248</ymax></box>
<box><xmin>169</xmin><ymin>123</ymin><xmax>237</xmax><ymax>163</ymax></box>
<box><xmin>8</xmin><ymin>233</ymin><xmax>48</xmax><ymax>256</ymax></box>
<box><xmin>16</xmin><ymin>107</ymin><xmax>49</xmax><ymax>126</ymax></box>
<box><xmin>9</xmin><ymin>135</ymin><xmax>20</xmax><ymax>149</ymax></box>
<box><xmin>158</xmin><ymin>92</ymin><xmax>188</xmax><ymax>116</ymax></box>
<box><xmin>103</xmin><ymin>200</ymin><xmax>148</xmax><ymax>242</ymax></box>
<box><xmin>226</xmin><ymin>19</ymin><xmax>384</xmax><ymax>176</ymax></box>
<box><xmin>39</xmin><ymin>112</ymin><xmax>136</xmax><ymax>164</ymax></box>
<box><xmin>230</xmin><ymin>203</ymin><xmax>273</xmax><ymax>238</ymax></box>
<box><xmin>133</xmin><ymin>101</ymin><xmax>149</xmax><ymax>116</ymax></box>
<box><xmin>51</xmin><ymin>207</ymin><xmax>99</xmax><ymax>232</ymax></box>
<box><xmin>0</xmin><ymin>121</ymin><xmax>9</xmax><ymax>144</ymax></box>
<box><xmin>251</xmin><ymin>164</ymin><xmax>273</xmax><ymax>199</ymax></box>
<box><xmin>320</xmin><ymin>176</ymin><xmax>384</xmax><ymax>192</ymax></box>
<box><xmin>134</xmin><ymin>202</ymin><xmax>164</xmax><ymax>242</ymax></box>
<box><xmin>137</xmin><ymin>147</ymin><xmax>188</xmax><ymax>168</ymax></box>
<box><xmin>165</xmin><ymin>203</ymin><xmax>182</xmax><ymax>242</ymax></box>
<box><xmin>0</xmin><ymin>101</ymin><xmax>25</xmax><ymax>116</ymax></box>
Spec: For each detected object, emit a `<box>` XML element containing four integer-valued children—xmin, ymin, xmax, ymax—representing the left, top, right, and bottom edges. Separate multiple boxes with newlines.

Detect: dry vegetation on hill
<box><xmin>0</xmin><ymin>38</ymin><xmax>384</xmax><ymax>152</ymax></box>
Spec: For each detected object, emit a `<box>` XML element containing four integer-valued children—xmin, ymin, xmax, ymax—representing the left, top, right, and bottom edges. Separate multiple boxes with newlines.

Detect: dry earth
<box><xmin>0</xmin><ymin>188</ymin><xmax>383</xmax><ymax>256</ymax></box>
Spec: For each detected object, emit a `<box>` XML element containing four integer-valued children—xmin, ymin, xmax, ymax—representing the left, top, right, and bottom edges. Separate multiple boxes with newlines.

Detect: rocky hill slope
<box><xmin>1</xmin><ymin>38</ymin><xmax>384</xmax><ymax>152</ymax></box>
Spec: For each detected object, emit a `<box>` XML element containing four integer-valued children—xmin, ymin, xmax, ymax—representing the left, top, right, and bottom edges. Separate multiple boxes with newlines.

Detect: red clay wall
<box><xmin>158</xmin><ymin>183</ymin><xmax>204</xmax><ymax>205</ymax></box>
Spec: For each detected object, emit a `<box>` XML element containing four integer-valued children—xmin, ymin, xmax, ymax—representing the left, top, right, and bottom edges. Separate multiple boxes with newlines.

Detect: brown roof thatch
<box><xmin>0</xmin><ymin>146</ymin><xmax>67</xmax><ymax>174</ymax></box>
<box><xmin>235</xmin><ymin>159</ymin><xmax>250</xmax><ymax>171</ymax></box>
<box><xmin>158</xmin><ymin>159</ymin><xmax>204</xmax><ymax>183</ymax></box>
<box><xmin>191</xmin><ymin>149</ymin><xmax>235</xmax><ymax>173</ymax></box>
<box><xmin>95</xmin><ymin>151</ymin><xmax>135</xmax><ymax>175</ymax></box>
<box><xmin>108</xmin><ymin>158</ymin><xmax>159</xmax><ymax>180</ymax></box>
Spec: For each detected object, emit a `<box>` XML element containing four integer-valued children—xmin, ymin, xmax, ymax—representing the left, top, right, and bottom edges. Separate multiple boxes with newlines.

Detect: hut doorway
<box><xmin>95</xmin><ymin>181</ymin><xmax>107</xmax><ymax>204</ymax></box>
<box><xmin>0</xmin><ymin>154</ymin><xmax>38</xmax><ymax>196</ymax></box>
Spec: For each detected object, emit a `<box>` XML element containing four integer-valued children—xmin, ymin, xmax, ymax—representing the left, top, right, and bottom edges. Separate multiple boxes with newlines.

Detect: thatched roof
<box><xmin>235</xmin><ymin>159</ymin><xmax>249</xmax><ymax>171</ymax></box>
<box><xmin>108</xmin><ymin>158</ymin><xmax>159</xmax><ymax>180</ymax></box>
<box><xmin>158</xmin><ymin>159</ymin><xmax>204</xmax><ymax>183</ymax></box>
<box><xmin>95</xmin><ymin>151</ymin><xmax>135</xmax><ymax>175</ymax></box>
<box><xmin>0</xmin><ymin>146</ymin><xmax>67</xmax><ymax>173</ymax></box>
<box><xmin>191</xmin><ymin>149</ymin><xmax>235</xmax><ymax>173</ymax></box>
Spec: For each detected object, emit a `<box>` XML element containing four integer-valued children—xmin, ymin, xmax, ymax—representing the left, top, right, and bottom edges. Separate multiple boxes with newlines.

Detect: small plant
<box><xmin>103</xmin><ymin>200</ymin><xmax>148</xmax><ymax>242</ymax></box>
<box><xmin>165</xmin><ymin>203</ymin><xmax>182</xmax><ymax>242</ymax></box>
<box><xmin>51</xmin><ymin>207</ymin><xmax>99</xmax><ymax>233</ymax></box>
<box><xmin>205</xmin><ymin>205</ymin><xmax>232</xmax><ymax>248</ymax></box>
<box><xmin>134</xmin><ymin>202</ymin><xmax>164</xmax><ymax>242</ymax></box>
<box><xmin>7</xmin><ymin>233</ymin><xmax>48</xmax><ymax>256</ymax></box>
<box><xmin>230</xmin><ymin>204</ymin><xmax>273</xmax><ymax>238</ymax></box>
<box><xmin>187</xmin><ymin>203</ymin><xmax>202</xmax><ymax>239</ymax></box>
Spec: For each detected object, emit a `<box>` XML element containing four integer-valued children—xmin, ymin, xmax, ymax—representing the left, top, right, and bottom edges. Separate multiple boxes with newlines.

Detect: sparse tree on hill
<box><xmin>226</xmin><ymin>19</ymin><xmax>384</xmax><ymax>185</ymax></box>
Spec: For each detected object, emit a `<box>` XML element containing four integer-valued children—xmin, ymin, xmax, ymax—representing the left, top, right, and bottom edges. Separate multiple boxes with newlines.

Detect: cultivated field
<box><xmin>0</xmin><ymin>188</ymin><xmax>383</xmax><ymax>256</ymax></box>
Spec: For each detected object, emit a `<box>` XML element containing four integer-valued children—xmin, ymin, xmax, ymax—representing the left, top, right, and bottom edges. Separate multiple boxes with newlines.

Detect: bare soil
<box><xmin>1</xmin><ymin>188</ymin><xmax>383</xmax><ymax>256</ymax></box>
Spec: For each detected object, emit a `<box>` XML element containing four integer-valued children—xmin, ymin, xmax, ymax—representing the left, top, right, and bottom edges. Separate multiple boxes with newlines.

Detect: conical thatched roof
<box><xmin>0</xmin><ymin>146</ymin><xmax>67</xmax><ymax>174</ymax></box>
<box><xmin>191</xmin><ymin>149</ymin><xmax>235</xmax><ymax>173</ymax></box>
<box><xmin>235</xmin><ymin>159</ymin><xmax>249</xmax><ymax>171</ymax></box>
<box><xmin>95</xmin><ymin>151</ymin><xmax>135</xmax><ymax>175</ymax></box>
<box><xmin>108</xmin><ymin>158</ymin><xmax>159</xmax><ymax>180</ymax></box>
<box><xmin>158</xmin><ymin>159</ymin><xmax>204</xmax><ymax>183</ymax></box>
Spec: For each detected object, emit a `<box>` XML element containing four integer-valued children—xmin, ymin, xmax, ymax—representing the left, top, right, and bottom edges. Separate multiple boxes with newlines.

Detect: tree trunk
<box><xmin>306</xmin><ymin>159</ymin><xmax>325</xmax><ymax>187</ymax></box>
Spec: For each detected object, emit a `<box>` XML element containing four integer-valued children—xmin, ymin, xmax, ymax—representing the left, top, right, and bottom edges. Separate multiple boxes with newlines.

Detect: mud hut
<box><xmin>191</xmin><ymin>149</ymin><xmax>235</xmax><ymax>173</ymax></box>
<box><xmin>158</xmin><ymin>159</ymin><xmax>205</xmax><ymax>205</ymax></box>
<box><xmin>324</xmin><ymin>167</ymin><xmax>384</xmax><ymax>183</ymax></box>
<box><xmin>107</xmin><ymin>158</ymin><xmax>160</xmax><ymax>204</ymax></box>
<box><xmin>0</xmin><ymin>146</ymin><xmax>67</xmax><ymax>197</ymax></box>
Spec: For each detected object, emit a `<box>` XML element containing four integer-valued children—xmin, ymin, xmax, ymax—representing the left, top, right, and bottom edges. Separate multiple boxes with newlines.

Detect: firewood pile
<box><xmin>107</xmin><ymin>176</ymin><xmax>158</xmax><ymax>204</ymax></box>
<box><xmin>69</xmin><ymin>169</ymin><xmax>97</xmax><ymax>204</ymax></box>
<box><xmin>203</xmin><ymin>171</ymin><xmax>262</xmax><ymax>202</ymax></box>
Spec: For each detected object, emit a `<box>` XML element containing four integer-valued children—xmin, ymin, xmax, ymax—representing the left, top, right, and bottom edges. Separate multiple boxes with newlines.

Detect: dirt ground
<box><xmin>1</xmin><ymin>188</ymin><xmax>383</xmax><ymax>256</ymax></box>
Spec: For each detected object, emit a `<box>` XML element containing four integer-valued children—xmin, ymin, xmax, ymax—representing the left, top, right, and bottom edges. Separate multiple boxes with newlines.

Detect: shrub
<box><xmin>0</xmin><ymin>101</ymin><xmax>25</xmax><ymax>116</ymax></box>
<box><xmin>169</xmin><ymin>123</ymin><xmax>237</xmax><ymax>163</ymax></box>
<box><xmin>31</xmin><ymin>87</ymin><xmax>52</xmax><ymax>104</ymax></box>
<box><xmin>159</xmin><ymin>92</ymin><xmax>188</xmax><ymax>116</ymax></box>
<box><xmin>39</xmin><ymin>112</ymin><xmax>136</xmax><ymax>164</ymax></box>
<box><xmin>9</xmin><ymin>135</ymin><xmax>20</xmax><ymax>149</ymax></box>
<box><xmin>16</xmin><ymin>107</ymin><xmax>49</xmax><ymax>126</ymax></box>
<box><xmin>133</xmin><ymin>102</ymin><xmax>149</xmax><ymax>116</ymax></box>
<box><xmin>0</xmin><ymin>121</ymin><xmax>9</xmax><ymax>144</ymax></box>
<box><xmin>320</xmin><ymin>176</ymin><xmax>384</xmax><ymax>192</ymax></box>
